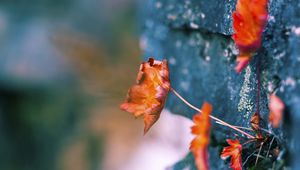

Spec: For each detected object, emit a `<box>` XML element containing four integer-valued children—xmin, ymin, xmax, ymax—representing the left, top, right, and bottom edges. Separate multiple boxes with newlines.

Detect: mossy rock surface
<box><xmin>140</xmin><ymin>0</ymin><xmax>300</xmax><ymax>169</ymax></box>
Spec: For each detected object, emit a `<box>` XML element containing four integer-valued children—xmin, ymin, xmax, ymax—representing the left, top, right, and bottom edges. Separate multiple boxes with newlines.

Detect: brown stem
<box><xmin>256</xmin><ymin>58</ymin><xmax>261</xmax><ymax>115</ymax></box>
<box><xmin>170</xmin><ymin>87</ymin><xmax>255</xmax><ymax>139</ymax></box>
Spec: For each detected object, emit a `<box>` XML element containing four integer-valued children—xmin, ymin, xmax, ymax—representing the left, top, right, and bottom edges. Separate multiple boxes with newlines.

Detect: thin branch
<box><xmin>256</xmin><ymin>57</ymin><xmax>261</xmax><ymax>115</ymax></box>
<box><xmin>216</xmin><ymin>121</ymin><xmax>253</xmax><ymax>131</ymax></box>
<box><xmin>216</xmin><ymin>121</ymin><xmax>277</xmax><ymax>137</ymax></box>
<box><xmin>243</xmin><ymin>150</ymin><xmax>257</xmax><ymax>166</ymax></box>
<box><xmin>170</xmin><ymin>87</ymin><xmax>255</xmax><ymax>139</ymax></box>
<box><xmin>266</xmin><ymin>136</ymin><xmax>275</xmax><ymax>158</ymax></box>
<box><xmin>255</xmin><ymin>142</ymin><xmax>264</xmax><ymax>166</ymax></box>
<box><xmin>242</xmin><ymin>139</ymin><xmax>256</xmax><ymax>146</ymax></box>
<box><xmin>254</xmin><ymin>154</ymin><xmax>266</xmax><ymax>159</ymax></box>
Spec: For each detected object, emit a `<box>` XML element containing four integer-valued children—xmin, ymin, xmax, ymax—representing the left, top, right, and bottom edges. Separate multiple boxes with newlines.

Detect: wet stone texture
<box><xmin>140</xmin><ymin>0</ymin><xmax>300</xmax><ymax>169</ymax></box>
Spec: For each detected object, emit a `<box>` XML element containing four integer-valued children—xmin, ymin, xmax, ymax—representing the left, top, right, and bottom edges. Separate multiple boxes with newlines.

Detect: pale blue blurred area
<box><xmin>0</xmin><ymin>0</ymin><xmax>137</xmax><ymax>88</ymax></box>
<box><xmin>0</xmin><ymin>0</ymin><xmax>141</xmax><ymax>170</ymax></box>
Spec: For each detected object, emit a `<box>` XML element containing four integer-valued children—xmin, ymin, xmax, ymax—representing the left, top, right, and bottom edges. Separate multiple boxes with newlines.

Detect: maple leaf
<box><xmin>250</xmin><ymin>112</ymin><xmax>260</xmax><ymax>131</ymax></box>
<box><xmin>120</xmin><ymin>58</ymin><xmax>170</xmax><ymax>134</ymax></box>
<box><xmin>221</xmin><ymin>139</ymin><xmax>243</xmax><ymax>170</ymax></box>
<box><xmin>232</xmin><ymin>0</ymin><xmax>268</xmax><ymax>73</ymax></box>
<box><xmin>250</xmin><ymin>112</ymin><xmax>264</xmax><ymax>139</ymax></box>
<box><xmin>269</xmin><ymin>94</ymin><xmax>285</xmax><ymax>128</ymax></box>
<box><xmin>190</xmin><ymin>102</ymin><xmax>212</xmax><ymax>170</ymax></box>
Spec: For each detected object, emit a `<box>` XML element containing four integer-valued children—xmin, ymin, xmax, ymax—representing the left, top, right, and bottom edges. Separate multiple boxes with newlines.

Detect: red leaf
<box><xmin>250</xmin><ymin>112</ymin><xmax>260</xmax><ymax>131</ymax></box>
<box><xmin>269</xmin><ymin>94</ymin><xmax>285</xmax><ymax>128</ymax></box>
<box><xmin>221</xmin><ymin>139</ymin><xmax>243</xmax><ymax>170</ymax></box>
<box><xmin>235</xmin><ymin>55</ymin><xmax>250</xmax><ymax>73</ymax></box>
<box><xmin>232</xmin><ymin>0</ymin><xmax>268</xmax><ymax>73</ymax></box>
<box><xmin>250</xmin><ymin>112</ymin><xmax>264</xmax><ymax>139</ymax></box>
<box><xmin>120</xmin><ymin>58</ymin><xmax>170</xmax><ymax>134</ymax></box>
<box><xmin>190</xmin><ymin>102</ymin><xmax>212</xmax><ymax>170</ymax></box>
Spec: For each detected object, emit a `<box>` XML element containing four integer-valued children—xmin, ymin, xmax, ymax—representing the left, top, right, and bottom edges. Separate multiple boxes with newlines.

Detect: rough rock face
<box><xmin>140</xmin><ymin>0</ymin><xmax>300</xmax><ymax>169</ymax></box>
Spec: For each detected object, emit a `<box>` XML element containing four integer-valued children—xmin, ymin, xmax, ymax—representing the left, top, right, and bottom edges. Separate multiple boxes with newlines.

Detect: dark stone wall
<box><xmin>140</xmin><ymin>0</ymin><xmax>300</xmax><ymax>169</ymax></box>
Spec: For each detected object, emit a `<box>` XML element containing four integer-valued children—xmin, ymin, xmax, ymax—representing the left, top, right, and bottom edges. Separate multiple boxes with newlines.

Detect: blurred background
<box><xmin>0</xmin><ymin>1</ymin><xmax>192</xmax><ymax>170</ymax></box>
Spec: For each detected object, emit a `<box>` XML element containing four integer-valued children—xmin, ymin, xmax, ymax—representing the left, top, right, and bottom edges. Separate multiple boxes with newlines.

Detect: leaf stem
<box><xmin>170</xmin><ymin>87</ymin><xmax>256</xmax><ymax>139</ymax></box>
<box><xmin>216</xmin><ymin>121</ymin><xmax>253</xmax><ymax>131</ymax></box>
<box><xmin>256</xmin><ymin>57</ymin><xmax>261</xmax><ymax>115</ymax></box>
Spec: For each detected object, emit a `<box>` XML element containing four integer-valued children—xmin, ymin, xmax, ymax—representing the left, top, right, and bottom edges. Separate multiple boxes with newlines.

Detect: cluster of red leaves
<box><xmin>232</xmin><ymin>0</ymin><xmax>269</xmax><ymax>73</ymax></box>
<box><xmin>269</xmin><ymin>94</ymin><xmax>285</xmax><ymax>128</ymax></box>
<box><xmin>221</xmin><ymin>139</ymin><xmax>243</xmax><ymax>170</ymax></box>
<box><xmin>119</xmin><ymin>55</ymin><xmax>286</xmax><ymax>170</ymax></box>
<box><xmin>217</xmin><ymin>94</ymin><xmax>285</xmax><ymax>170</ymax></box>
<box><xmin>120</xmin><ymin>58</ymin><xmax>170</xmax><ymax>134</ymax></box>
<box><xmin>190</xmin><ymin>102</ymin><xmax>212</xmax><ymax>170</ymax></box>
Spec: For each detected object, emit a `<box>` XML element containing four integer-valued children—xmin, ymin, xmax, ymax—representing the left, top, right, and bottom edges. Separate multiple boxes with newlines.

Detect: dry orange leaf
<box><xmin>232</xmin><ymin>0</ymin><xmax>268</xmax><ymax>73</ymax></box>
<box><xmin>190</xmin><ymin>102</ymin><xmax>213</xmax><ymax>170</ymax></box>
<box><xmin>250</xmin><ymin>112</ymin><xmax>260</xmax><ymax>131</ymax></box>
<box><xmin>221</xmin><ymin>139</ymin><xmax>243</xmax><ymax>170</ymax></box>
<box><xmin>120</xmin><ymin>58</ymin><xmax>170</xmax><ymax>134</ymax></box>
<box><xmin>269</xmin><ymin>94</ymin><xmax>285</xmax><ymax>128</ymax></box>
<box><xmin>250</xmin><ymin>112</ymin><xmax>264</xmax><ymax>139</ymax></box>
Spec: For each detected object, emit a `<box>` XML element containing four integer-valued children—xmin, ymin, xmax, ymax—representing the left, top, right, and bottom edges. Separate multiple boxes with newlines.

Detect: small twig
<box><xmin>236</xmin><ymin>126</ymin><xmax>254</xmax><ymax>131</ymax></box>
<box><xmin>242</xmin><ymin>139</ymin><xmax>256</xmax><ymax>146</ymax></box>
<box><xmin>216</xmin><ymin>121</ymin><xmax>252</xmax><ymax>130</ymax></box>
<box><xmin>171</xmin><ymin>88</ymin><xmax>256</xmax><ymax>139</ymax></box>
<box><xmin>255</xmin><ymin>142</ymin><xmax>264</xmax><ymax>166</ymax></box>
<box><xmin>243</xmin><ymin>150</ymin><xmax>257</xmax><ymax>166</ymax></box>
<box><xmin>256</xmin><ymin>57</ymin><xmax>261</xmax><ymax>115</ymax></box>
<box><xmin>216</xmin><ymin>121</ymin><xmax>278</xmax><ymax>139</ymax></box>
<box><xmin>217</xmin><ymin>122</ymin><xmax>253</xmax><ymax>131</ymax></box>
<box><xmin>225</xmin><ymin>123</ymin><xmax>276</xmax><ymax>136</ymax></box>
<box><xmin>254</xmin><ymin>154</ymin><xmax>266</xmax><ymax>160</ymax></box>
<box><xmin>260</xmin><ymin>127</ymin><xmax>272</xmax><ymax>135</ymax></box>
<box><xmin>266</xmin><ymin>136</ymin><xmax>275</xmax><ymax>158</ymax></box>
